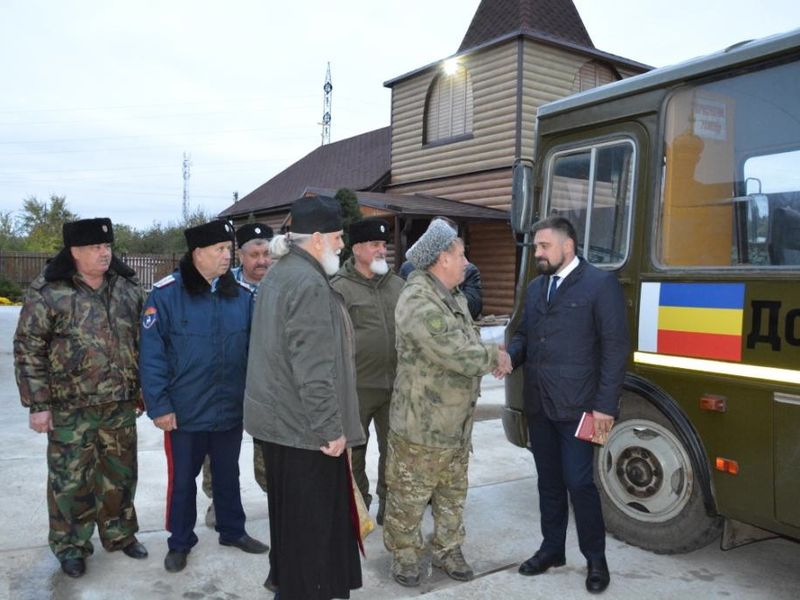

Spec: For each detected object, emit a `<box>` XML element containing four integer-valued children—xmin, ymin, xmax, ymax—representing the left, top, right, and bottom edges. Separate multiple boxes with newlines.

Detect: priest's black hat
<box><xmin>290</xmin><ymin>195</ymin><xmax>343</xmax><ymax>234</ymax></box>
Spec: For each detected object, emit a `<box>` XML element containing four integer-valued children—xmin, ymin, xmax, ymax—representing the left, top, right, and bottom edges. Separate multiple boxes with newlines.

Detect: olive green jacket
<box><xmin>330</xmin><ymin>258</ymin><xmax>405</xmax><ymax>390</ymax></box>
<box><xmin>14</xmin><ymin>250</ymin><xmax>144</xmax><ymax>413</ymax></box>
<box><xmin>390</xmin><ymin>270</ymin><xmax>499</xmax><ymax>448</ymax></box>
<box><xmin>244</xmin><ymin>246</ymin><xmax>366</xmax><ymax>450</ymax></box>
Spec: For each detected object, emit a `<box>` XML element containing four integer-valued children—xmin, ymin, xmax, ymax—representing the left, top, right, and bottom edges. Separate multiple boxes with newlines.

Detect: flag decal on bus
<box><xmin>638</xmin><ymin>282</ymin><xmax>745</xmax><ymax>361</ymax></box>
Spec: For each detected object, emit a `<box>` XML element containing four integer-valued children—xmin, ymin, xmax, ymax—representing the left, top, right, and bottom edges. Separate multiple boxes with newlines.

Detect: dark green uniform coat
<box><xmin>331</xmin><ymin>257</ymin><xmax>404</xmax><ymax>508</ymax></box>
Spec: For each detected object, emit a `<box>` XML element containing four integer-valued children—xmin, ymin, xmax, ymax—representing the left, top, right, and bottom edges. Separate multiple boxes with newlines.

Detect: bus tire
<box><xmin>593</xmin><ymin>395</ymin><xmax>723</xmax><ymax>554</ymax></box>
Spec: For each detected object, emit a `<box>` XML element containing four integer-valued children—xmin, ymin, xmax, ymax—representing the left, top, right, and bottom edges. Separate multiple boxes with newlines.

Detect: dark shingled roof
<box><xmin>219</xmin><ymin>127</ymin><xmax>390</xmax><ymax>219</ymax></box>
<box><xmin>304</xmin><ymin>187</ymin><xmax>509</xmax><ymax>221</ymax></box>
<box><xmin>458</xmin><ymin>0</ymin><xmax>593</xmax><ymax>53</ymax></box>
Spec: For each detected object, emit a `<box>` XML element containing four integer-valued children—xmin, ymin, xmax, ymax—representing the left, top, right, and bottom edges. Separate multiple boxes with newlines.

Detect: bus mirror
<box><xmin>511</xmin><ymin>159</ymin><xmax>534</xmax><ymax>234</ymax></box>
<box><xmin>748</xmin><ymin>194</ymin><xmax>769</xmax><ymax>244</ymax></box>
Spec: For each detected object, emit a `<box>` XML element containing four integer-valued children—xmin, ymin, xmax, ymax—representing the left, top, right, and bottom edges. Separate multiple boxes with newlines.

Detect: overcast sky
<box><xmin>1</xmin><ymin>0</ymin><xmax>798</xmax><ymax>230</ymax></box>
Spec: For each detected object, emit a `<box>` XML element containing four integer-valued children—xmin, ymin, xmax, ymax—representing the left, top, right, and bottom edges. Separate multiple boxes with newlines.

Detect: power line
<box><xmin>0</xmin><ymin>125</ymin><xmax>319</xmax><ymax>146</ymax></box>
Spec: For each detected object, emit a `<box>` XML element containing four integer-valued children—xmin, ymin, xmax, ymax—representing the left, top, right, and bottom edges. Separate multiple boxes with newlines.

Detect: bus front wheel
<box><xmin>593</xmin><ymin>396</ymin><xmax>722</xmax><ymax>554</ymax></box>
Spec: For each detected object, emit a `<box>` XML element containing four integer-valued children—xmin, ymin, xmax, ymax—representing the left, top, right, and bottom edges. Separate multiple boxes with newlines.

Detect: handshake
<box><xmin>492</xmin><ymin>346</ymin><xmax>513</xmax><ymax>380</ymax></box>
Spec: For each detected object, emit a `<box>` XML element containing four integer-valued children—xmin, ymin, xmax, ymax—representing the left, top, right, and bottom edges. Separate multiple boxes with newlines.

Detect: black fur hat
<box><xmin>236</xmin><ymin>222</ymin><xmax>274</xmax><ymax>248</ymax></box>
<box><xmin>184</xmin><ymin>220</ymin><xmax>235</xmax><ymax>251</ymax></box>
<box><xmin>62</xmin><ymin>218</ymin><xmax>114</xmax><ymax>247</ymax></box>
<box><xmin>349</xmin><ymin>218</ymin><xmax>391</xmax><ymax>245</ymax></box>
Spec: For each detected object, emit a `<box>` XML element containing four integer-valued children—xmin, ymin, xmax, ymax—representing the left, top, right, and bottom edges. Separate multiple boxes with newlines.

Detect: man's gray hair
<box><xmin>270</xmin><ymin>232</ymin><xmax>313</xmax><ymax>258</ymax></box>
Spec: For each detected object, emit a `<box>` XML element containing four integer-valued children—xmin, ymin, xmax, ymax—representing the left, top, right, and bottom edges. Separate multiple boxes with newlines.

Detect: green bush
<box><xmin>0</xmin><ymin>276</ymin><xmax>23</xmax><ymax>302</ymax></box>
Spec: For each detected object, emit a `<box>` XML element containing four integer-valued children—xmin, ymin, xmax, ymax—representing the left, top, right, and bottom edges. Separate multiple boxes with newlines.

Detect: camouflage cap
<box><xmin>405</xmin><ymin>219</ymin><xmax>457</xmax><ymax>270</ymax></box>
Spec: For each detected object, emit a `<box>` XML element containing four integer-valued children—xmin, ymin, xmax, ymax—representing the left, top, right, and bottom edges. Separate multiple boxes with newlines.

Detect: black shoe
<box><xmin>164</xmin><ymin>550</ymin><xmax>188</xmax><ymax>573</ymax></box>
<box><xmin>518</xmin><ymin>550</ymin><xmax>566</xmax><ymax>576</ymax></box>
<box><xmin>220</xmin><ymin>534</ymin><xmax>268</xmax><ymax>554</ymax></box>
<box><xmin>121</xmin><ymin>541</ymin><xmax>148</xmax><ymax>559</ymax></box>
<box><xmin>586</xmin><ymin>557</ymin><xmax>610</xmax><ymax>593</ymax></box>
<box><xmin>60</xmin><ymin>557</ymin><xmax>86</xmax><ymax>578</ymax></box>
<box><xmin>263</xmin><ymin>569</ymin><xmax>278</xmax><ymax>592</ymax></box>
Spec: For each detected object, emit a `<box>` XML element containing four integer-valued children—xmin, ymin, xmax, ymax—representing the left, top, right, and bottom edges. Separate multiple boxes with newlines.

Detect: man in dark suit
<box><xmin>506</xmin><ymin>216</ymin><xmax>629</xmax><ymax>594</ymax></box>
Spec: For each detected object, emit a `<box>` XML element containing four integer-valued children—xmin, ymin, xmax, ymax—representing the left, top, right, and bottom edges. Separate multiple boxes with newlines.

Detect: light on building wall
<box><xmin>443</xmin><ymin>58</ymin><xmax>460</xmax><ymax>75</ymax></box>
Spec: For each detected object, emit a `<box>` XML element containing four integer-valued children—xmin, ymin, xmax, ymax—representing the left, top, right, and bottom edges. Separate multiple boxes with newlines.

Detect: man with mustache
<box><xmin>384</xmin><ymin>218</ymin><xmax>511</xmax><ymax>587</ymax></box>
<box><xmin>331</xmin><ymin>218</ymin><xmax>405</xmax><ymax>526</ymax></box>
<box><xmin>140</xmin><ymin>219</ymin><xmax>267</xmax><ymax>573</ymax></box>
<box><xmin>244</xmin><ymin>195</ymin><xmax>365</xmax><ymax>599</ymax></box>
<box><xmin>14</xmin><ymin>218</ymin><xmax>148</xmax><ymax>578</ymax></box>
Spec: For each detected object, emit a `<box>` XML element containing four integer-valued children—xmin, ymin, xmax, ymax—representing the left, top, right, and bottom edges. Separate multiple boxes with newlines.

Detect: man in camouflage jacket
<box><xmin>13</xmin><ymin>218</ymin><xmax>147</xmax><ymax>578</ymax></box>
<box><xmin>383</xmin><ymin>219</ymin><xmax>511</xmax><ymax>587</ymax></box>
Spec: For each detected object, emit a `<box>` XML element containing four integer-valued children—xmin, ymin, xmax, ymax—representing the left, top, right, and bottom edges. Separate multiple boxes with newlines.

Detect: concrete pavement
<box><xmin>1</xmin><ymin>305</ymin><xmax>798</xmax><ymax>599</ymax></box>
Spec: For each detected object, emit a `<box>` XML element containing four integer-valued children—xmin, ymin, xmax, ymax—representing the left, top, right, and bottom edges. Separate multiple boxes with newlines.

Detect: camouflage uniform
<box><xmin>383</xmin><ymin>269</ymin><xmax>497</xmax><ymax>567</ymax></box>
<box><xmin>14</xmin><ymin>252</ymin><xmax>143</xmax><ymax>560</ymax></box>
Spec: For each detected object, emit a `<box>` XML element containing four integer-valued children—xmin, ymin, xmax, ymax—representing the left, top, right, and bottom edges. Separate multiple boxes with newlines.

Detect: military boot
<box><xmin>433</xmin><ymin>547</ymin><xmax>474</xmax><ymax>581</ymax></box>
<box><xmin>391</xmin><ymin>555</ymin><xmax>421</xmax><ymax>587</ymax></box>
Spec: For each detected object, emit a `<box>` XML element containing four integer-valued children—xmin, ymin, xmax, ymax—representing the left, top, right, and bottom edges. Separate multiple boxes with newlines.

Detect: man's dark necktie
<box><xmin>547</xmin><ymin>275</ymin><xmax>560</xmax><ymax>305</ymax></box>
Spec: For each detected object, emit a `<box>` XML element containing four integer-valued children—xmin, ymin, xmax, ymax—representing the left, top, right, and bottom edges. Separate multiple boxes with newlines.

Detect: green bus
<box><xmin>505</xmin><ymin>28</ymin><xmax>800</xmax><ymax>553</ymax></box>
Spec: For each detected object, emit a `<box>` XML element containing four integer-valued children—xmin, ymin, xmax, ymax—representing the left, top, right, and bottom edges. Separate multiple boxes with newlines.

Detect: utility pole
<box><xmin>321</xmin><ymin>62</ymin><xmax>332</xmax><ymax>146</ymax></box>
<box><xmin>182</xmin><ymin>152</ymin><xmax>191</xmax><ymax>222</ymax></box>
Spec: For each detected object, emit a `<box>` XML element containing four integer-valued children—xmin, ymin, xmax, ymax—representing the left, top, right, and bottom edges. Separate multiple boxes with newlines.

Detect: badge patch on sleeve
<box><xmin>142</xmin><ymin>306</ymin><xmax>157</xmax><ymax>329</ymax></box>
<box><xmin>425</xmin><ymin>314</ymin><xmax>447</xmax><ymax>335</ymax></box>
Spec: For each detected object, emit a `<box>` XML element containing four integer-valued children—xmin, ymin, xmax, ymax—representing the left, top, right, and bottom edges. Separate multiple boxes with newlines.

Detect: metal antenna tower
<box><xmin>321</xmin><ymin>62</ymin><xmax>332</xmax><ymax>145</ymax></box>
<box><xmin>182</xmin><ymin>152</ymin><xmax>192</xmax><ymax>221</ymax></box>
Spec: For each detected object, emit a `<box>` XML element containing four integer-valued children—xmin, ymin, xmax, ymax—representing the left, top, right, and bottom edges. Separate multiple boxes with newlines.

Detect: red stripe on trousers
<box><xmin>164</xmin><ymin>430</ymin><xmax>174</xmax><ymax>531</ymax></box>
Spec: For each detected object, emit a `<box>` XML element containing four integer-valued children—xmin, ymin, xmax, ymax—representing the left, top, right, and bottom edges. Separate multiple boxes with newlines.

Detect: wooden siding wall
<box><xmin>520</xmin><ymin>41</ymin><xmax>600</xmax><ymax>160</ymax></box>
<box><xmin>389</xmin><ymin>169</ymin><xmax>513</xmax><ymax>211</ymax></box>
<box><xmin>390</xmin><ymin>43</ymin><xmax>519</xmax><ymax>184</ymax></box>
<box><xmin>467</xmin><ymin>221</ymin><xmax>517</xmax><ymax>316</ymax></box>
<box><xmin>390</xmin><ymin>40</ymin><xmax>624</xmax><ymax>189</ymax></box>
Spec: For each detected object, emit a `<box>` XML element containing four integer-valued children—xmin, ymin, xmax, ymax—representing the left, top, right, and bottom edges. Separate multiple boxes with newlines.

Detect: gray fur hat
<box><xmin>405</xmin><ymin>219</ymin><xmax>457</xmax><ymax>270</ymax></box>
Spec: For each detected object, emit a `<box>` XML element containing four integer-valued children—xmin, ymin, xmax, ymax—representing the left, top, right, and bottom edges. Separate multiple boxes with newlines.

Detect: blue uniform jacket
<box><xmin>140</xmin><ymin>255</ymin><xmax>253</xmax><ymax>432</ymax></box>
<box><xmin>507</xmin><ymin>258</ymin><xmax>630</xmax><ymax>421</ymax></box>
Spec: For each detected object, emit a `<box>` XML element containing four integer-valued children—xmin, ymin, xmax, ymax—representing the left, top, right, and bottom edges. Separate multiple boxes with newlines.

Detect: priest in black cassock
<box><xmin>243</xmin><ymin>195</ymin><xmax>365</xmax><ymax>600</ymax></box>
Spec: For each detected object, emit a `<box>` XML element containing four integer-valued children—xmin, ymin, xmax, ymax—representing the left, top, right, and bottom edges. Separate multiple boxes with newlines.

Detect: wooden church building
<box><xmin>218</xmin><ymin>0</ymin><xmax>649</xmax><ymax>315</ymax></box>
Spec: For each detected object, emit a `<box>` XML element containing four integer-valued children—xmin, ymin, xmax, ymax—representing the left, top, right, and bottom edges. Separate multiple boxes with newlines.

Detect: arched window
<box><xmin>572</xmin><ymin>61</ymin><xmax>620</xmax><ymax>93</ymax></box>
<box><xmin>424</xmin><ymin>65</ymin><xmax>474</xmax><ymax>144</ymax></box>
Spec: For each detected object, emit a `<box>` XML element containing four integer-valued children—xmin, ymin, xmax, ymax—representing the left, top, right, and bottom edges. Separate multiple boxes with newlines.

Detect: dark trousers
<box><xmin>164</xmin><ymin>426</ymin><xmax>246</xmax><ymax>551</ymax></box>
<box><xmin>351</xmin><ymin>387</ymin><xmax>391</xmax><ymax>507</ymax></box>
<box><xmin>261</xmin><ymin>440</ymin><xmax>362</xmax><ymax>600</ymax></box>
<box><xmin>527</xmin><ymin>410</ymin><xmax>606</xmax><ymax>560</ymax></box>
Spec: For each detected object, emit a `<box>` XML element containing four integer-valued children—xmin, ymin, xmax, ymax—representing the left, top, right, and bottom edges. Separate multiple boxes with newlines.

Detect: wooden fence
<box><xmin>0</xmin><ymin>250</ymin><xmax>181</xmax><ymax>291</ymax></box>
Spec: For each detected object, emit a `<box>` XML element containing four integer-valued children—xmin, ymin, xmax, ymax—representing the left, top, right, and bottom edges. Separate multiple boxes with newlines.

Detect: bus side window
<box><xmin>546</xmin><ymin>140</ymin><xmax>634</xmax><ymax>267</ymax></box>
